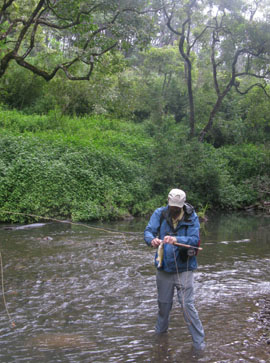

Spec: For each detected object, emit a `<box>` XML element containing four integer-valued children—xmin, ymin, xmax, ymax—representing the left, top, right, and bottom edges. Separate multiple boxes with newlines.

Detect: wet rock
<box><xmin>29</xmin><ymin>333</ymin><xmax>96</xmax><ymax>349</ymax></box>
<box><xmin>3</xmin><ymin>223</ymin><xmax>47</xmax><ymax>230</ymax></box>
<box><xmin>43</xmin><ymin>236</ymin><xmax>53</xmax><ymax>241</ymax></box>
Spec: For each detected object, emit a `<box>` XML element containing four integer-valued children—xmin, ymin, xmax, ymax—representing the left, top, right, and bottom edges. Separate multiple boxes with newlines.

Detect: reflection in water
<box><xmin>0</xmin><ymin>212</ymin><xmax>270</xmax><ymax>362</ymax></box>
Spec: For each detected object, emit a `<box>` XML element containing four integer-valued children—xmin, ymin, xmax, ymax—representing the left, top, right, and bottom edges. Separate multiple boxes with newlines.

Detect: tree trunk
<box><xmin>179</xmin><ymin>35</ymin><xmax>195</xmax><ymax>138</ymax></box>
<box><xmin>198</xmin><ymin>96</ymin><xmax>223</xmax><ymax>142</ymax></box>
<box><xmin>199</xmin><ymin>81</ymin><xmax>234</xmax><ymax>142</ymax></box>
<box><xmin>187</xmin><ymin>62</ymin><xmax>195</xmax><ymax>138</ymax></box>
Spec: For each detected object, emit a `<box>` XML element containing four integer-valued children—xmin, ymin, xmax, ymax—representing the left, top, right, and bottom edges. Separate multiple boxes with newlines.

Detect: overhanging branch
<box><xmin>14</xmin><ymin>55</ymin><xmax>94</xmax><ymax>81</ymax></box>
<box><xmin>234</xmin><ymin>82</ymin><xmax>270</xmax><ymax>98</ymax></box>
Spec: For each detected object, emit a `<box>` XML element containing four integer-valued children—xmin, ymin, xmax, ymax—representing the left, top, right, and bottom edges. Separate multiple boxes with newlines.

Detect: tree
<box><xmin>159</xmin><ymin>0</ymin><xmax>270</xmax><ymax>141</ymax></box>
<box><xmin>199</xmin><ymin>0</ymin><xmax>270</xmax><ymax>141</ymax></box>
<box><xmin>109</xmin><ymin>45</ymin><xmax>188</xmax><ymax>122</ymax></box>
<box><xmin>0</xmin><ymin>0</ymin><xmax>156</xmax><ymax>81</ymax></box>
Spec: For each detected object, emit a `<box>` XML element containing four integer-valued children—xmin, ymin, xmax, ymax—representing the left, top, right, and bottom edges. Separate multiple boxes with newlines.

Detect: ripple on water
<box><xmin>1</xmin><ymin>216</ymin><xmax>270</xmax><ymax>362</ymax></box>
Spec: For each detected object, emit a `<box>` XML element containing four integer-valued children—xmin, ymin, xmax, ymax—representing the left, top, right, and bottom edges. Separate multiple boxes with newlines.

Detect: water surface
<box><xmin>0</xmin><ymin>212</ymin><xmax>270</xmax><ymax>362</ymax></box>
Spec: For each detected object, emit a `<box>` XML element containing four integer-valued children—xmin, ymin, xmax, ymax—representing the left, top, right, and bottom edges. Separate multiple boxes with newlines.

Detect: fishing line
<box><xmin>0</xmin><ymin>251</ymin><xmax>16</xmax><ymax>328</ymax></box>
<box><xmin>1</xmin><ymin>210</ymin><xmax>129</xmax><ymax>234</ymax></box>
<box><xmin>0</xmin><ymin>210</ymin><xmax>136</xmax><ymax>253</ymax></box>
<box><xmin>0</xmin><ymin>209</ymin><xmax>141</xmax><ymax>326</ymax></box>
<box><xmin>173</xmin><ymin>248</ymin><xmax>193</xmax><ymax>326</ymax></box>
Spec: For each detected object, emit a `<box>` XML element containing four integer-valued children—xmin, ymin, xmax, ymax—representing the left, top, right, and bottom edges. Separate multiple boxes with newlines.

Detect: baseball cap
<box><xmin>168</xmin><ymin>189</ymin><xmax>186</xmax><ymax>208</ymax></box>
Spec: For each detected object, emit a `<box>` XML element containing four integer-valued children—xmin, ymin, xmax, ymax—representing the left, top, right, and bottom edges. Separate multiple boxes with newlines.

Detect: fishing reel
<box><xmin>187</xmin><ymin>248</ymin><xmax>196</xmax><ymax>257</ymax></box>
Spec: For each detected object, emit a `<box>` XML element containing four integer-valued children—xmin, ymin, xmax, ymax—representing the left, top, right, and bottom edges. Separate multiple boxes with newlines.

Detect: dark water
<box><xmin>0</xmin><ymin>212</ymin><xmax>270</xmax><ymax>362</ymax></box>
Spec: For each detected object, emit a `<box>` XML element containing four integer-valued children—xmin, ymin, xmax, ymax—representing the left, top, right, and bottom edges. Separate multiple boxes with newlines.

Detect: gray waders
<box><xmin>155</xmin><ymin>269</ymin><xmax>205</xmax><ymax>350</ymax></box>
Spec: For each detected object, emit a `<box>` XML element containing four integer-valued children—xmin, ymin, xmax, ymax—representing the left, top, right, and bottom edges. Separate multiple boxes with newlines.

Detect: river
<box><xmin>0</xmin><ymin>212</ymin><xmax>270</xmax><ymax>362</ymax></box>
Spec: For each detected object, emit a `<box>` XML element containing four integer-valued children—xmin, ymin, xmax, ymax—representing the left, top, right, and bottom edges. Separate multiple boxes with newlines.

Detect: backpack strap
<box><xmin>157</xmin><ymin>209</ymin><xmax>166</xmax><ymax>238</ymax></box>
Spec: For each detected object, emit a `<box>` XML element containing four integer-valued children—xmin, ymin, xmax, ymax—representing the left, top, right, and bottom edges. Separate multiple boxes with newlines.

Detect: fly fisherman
<box><xmin>144</xmin><ymin>188</ymin><xmax>205</xmax><ymax>351</ymax></box>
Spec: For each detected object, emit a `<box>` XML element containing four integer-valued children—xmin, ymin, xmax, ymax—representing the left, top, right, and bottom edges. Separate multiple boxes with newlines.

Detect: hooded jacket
<box><xmin>144</xmin><ymin>204</ymin><xmax>200</xmax><ymax>273</ymax></box>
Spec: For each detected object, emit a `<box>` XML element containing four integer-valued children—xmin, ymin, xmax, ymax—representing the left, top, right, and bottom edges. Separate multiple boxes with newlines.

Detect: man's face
<box><xmin>169</xmin><ymin>206</ymin><xmax>182</xmax><ymax>217</ymax></box>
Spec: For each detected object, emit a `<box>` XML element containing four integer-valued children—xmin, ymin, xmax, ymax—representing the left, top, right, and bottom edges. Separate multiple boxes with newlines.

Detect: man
<box><xmin>144</xmin><ymin>188</ymin><xmax>205</xmax><ymax>350</ymax></box>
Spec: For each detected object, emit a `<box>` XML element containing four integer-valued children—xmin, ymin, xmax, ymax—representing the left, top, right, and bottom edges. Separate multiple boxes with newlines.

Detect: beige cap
<box><xmin>168</xmin><ymin>189</ymin><xmax>186</xmax><ymax>208</ymax></box>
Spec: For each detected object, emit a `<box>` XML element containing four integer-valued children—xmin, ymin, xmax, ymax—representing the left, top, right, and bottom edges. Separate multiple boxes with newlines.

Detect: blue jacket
<box><xmin>144</xmin><ymin>204</ymin><xmax>200</xmax><ymax>273</ymax></box>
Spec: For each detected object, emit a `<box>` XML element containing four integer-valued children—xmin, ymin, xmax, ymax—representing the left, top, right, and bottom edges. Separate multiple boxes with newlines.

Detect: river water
<box><xmin>0</xmin><ymin>212</ymin><xmax>270</xmax><ymax>362</ymax></box>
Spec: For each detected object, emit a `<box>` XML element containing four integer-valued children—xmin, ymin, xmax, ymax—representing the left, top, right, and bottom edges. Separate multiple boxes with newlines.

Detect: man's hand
<box><xmin>163</xmin><ymin>235</ymin><xmax>177</xmax><ymax>244</ymax></box>
<box><xmin>151</xmin><ymin>238</ymin><xmax>162</xmax><ymax>248</ymax></box>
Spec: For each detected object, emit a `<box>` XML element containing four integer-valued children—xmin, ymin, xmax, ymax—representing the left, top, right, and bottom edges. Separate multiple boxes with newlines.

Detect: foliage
<box><xmin>216</xmin><ymin>144</ymin><xmax>270</xmax><ymax>208</ymax></box>
<box><xmin>0</xmin><ymin>0</ymin><xmax>155</xmax><ymax>80</ymax></box>
<box><xmin>0</xmin><ymin>61</ymin><xmax>46</xmax><ymax>110</ymax></box>
<box><xmin>153</xmin><ymin>0</ymin><xmax>270</xmax><ymax>140</ymax></box>
<box><xmin>147</xmin><ymin>123</ymin><xmax>270</xmax><ymax>210</ymax></box>
<box><xmin>104</xmin><ymin>45</ymin><xmax>188</xmax><ymax>122</ymax></box>
<box><xmin>0</xmin><ymin>133</ymin><xmax>153</xmax><ymax>223</ymax></box>
<box><xmin>0</xmin><ymin>107</ymin><xmax>155</xmax><ymax>163</ymax></box>
<box><xmin>0</xmin><ymin>108</ymin><xmax>269</xmax><ymax>222</ymax></box>
<box><xmin>0</xmin><ymin>50</ymin><xmax>133</xmax><ymax>117</ymax></box>
<box><xmin>2</xmin><ymin>0</ymin><xmax>270</xmax><ymax>145</ymax></box>
<box><xmin>218</xmin><ymin>144</ymin><xmax>270</xmax><ymax>183</ymax></box>
<box><xmin>2</xmin><ymin>0</ymin><xmax>270</xmax><ymax>223</ymax></box>
<box><xmin>238</xmin><ymin>86</ymin><xmax>270</xmax><ymax>143</ymax></box>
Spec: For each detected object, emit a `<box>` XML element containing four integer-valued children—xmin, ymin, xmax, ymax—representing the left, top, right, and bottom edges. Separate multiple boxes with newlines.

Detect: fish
<box><xmin>156</xmin><ymin>242</ymin><xmax>164</xmax><ymax>268</ymax></box>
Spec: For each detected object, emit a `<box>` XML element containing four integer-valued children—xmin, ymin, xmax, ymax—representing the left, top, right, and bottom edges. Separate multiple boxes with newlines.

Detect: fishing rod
<box><xmin>173</xmin><ymin>241</ymin><xmax>203</xmax><ymax>250</ymax></box>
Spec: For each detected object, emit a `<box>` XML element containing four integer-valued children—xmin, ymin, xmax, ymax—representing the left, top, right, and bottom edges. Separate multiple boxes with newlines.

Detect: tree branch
<box><xmin>61</xmin><ymin>62</ymin><xmax>94</xmax><ymax>81</ymax></box>
<box><xmin>211</xmin><ymin>31</ymin><xmax>220</xmax><ymax>96</ymax></box>
<box><xmin>249</xmin><ymin>0</ymin><xmax>262</xmax><ymax>21</ymax></box>
<box><xmin>234</xmin><ymin>82</ymin><xmax>270</xmax><ymax>97</ymax></box>
<box><xmin>14</xmin><ymin>0</ymin><xmax>45</xmax><ymax>54</ymax></box>
<box><xmin>22</xmin><ymin>7</ymin><xmax>48</xmax><ymax>59</ymax></box>
<box><xmin>0</xmin><ymin>0</ymin><xmax>16</xmax><ymax>19</ymax></box>
<box><xmin>0</xmin><ymin>19</ymin><xmax>26</xmax><ymax>41</ymax></box>
<box><xmin>13</xmin><ymin>54</ymin><xmax>94</xmax><ymax>81</ymax></box>
<box><xmin>189</xmin><ymin>25</ymin><xmax>210</xmax><ymax>49</ymax></box>
<box><xmin>163</xmin><ymin>1</ymin><xmax>181</xmax><ymax>36</ymax></box>
<box><xmin>0</xmin><ymin>1</ymin><xmax>162</xmax><ymax>80</ymax></box>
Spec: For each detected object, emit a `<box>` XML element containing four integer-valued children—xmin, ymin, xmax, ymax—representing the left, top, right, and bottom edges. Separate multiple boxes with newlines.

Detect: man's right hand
<box><xmin>151</xmin><ymin>238</ymin><xmax>162</xmax><ymax>248</ymax></box>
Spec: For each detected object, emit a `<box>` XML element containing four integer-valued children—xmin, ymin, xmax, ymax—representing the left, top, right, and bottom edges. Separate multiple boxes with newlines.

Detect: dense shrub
<box><xmin>217</xmin><ymin>144</ymin><xmax>270</xmax><ymax>207</ymax></box>
<box><xmin>219</xmin><ymin>144</ymin><xmax>269</xmax><ymax>182</ymax></box>
<box><xmin>0</xmin><ymin>108</ymin><xmax>155</xmax><ymax>162</ymax></box>
<box><xmin>0</xmin><ymin>135</ymin><xmax>153</xmax><ymax>222</ymax></box>
<box><xmin>0</xmin><ymin>109</ymin><xmax>269</xmax><ymax>223</ymax></box>
<box><xmin>148</xmin><ymin>131</ymin><xmax>270</xmax><ymax>210</ymax></box>
<box><xmin>0</xmin><ymin>63</ymin><xmax>45</xmax><ymax>110</ymax></box>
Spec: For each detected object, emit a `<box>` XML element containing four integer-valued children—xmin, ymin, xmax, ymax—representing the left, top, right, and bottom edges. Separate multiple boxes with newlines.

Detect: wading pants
<box><xmin>155</xmin><ymin>269</ymin><xmax>205</xmax><ymax>350</ymax></box>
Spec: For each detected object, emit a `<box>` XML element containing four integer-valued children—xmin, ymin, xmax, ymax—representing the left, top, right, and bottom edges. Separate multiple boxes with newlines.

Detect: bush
<box><xmin>0</xmin><ymin>63</ymin><xmax>45</xmax><ymax>110</ymax></box>
<box><xmin>219</xmin><ymin>144</ymin><xmax>269</xmax><ymax>182</ymax></box>
<box><xmin>0</xmin><ymin>134</ymin><xmax>152</xmax><ymax>222</ymax></box>
<box><xmin>149</xmin><ymin>137</ymin><xmax>270</xmax><ymax>210</ymax></box>
<box><xmin>0</xmin><ymin>108</ymin><xmax>269</xmax><ymax>222</ymax></box>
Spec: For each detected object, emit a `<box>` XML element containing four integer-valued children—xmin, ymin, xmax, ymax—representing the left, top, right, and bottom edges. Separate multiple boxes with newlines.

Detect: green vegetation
<box><xmin>1</xmin><ymin>0</ymin><xmax>270</xmax><ymax>222</ymax></box>
<box><xmin>0</xmin><ymin>108</ymin><xmax>269</xmax><ymax>223</ymax></box>
<box><xmin>0</xmin><ymin>109</ymin><xmax>157</xmax><ymax>222</ymax></box>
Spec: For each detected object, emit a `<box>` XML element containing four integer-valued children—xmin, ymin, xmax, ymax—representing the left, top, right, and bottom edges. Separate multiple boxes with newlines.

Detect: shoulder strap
<box><xmin>157</xmin><ymin>209</ymin><xmax>166</xmax><ymax>237</ymax></box>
